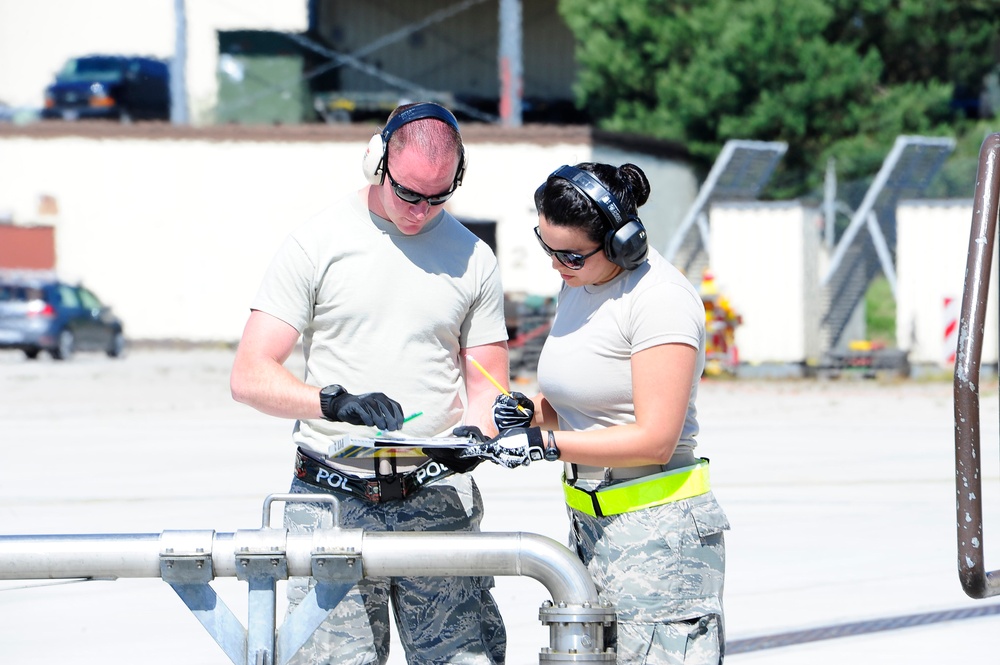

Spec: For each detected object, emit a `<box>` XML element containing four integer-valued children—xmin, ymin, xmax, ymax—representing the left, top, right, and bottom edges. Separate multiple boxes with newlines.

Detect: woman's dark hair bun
<box><xmin>618</xmin><ymin>163</ymin><xmax>650</xmax><ymax>208</ymax></box>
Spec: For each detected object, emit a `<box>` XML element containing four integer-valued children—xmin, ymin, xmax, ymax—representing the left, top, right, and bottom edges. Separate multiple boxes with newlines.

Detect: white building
<box><xmin>0</xmin><ymin>123</ymin><xmax>697</xmax><ymax>342</ymax></box>
<box><xmin>0</xmin><ymin>1</ymin><xmax>308</xmax><ymax>122</ymax></box>
<box><xmin>896</xmin><ymin>200</ymin><xmax>998</xmax><ymax>367</ymax></box>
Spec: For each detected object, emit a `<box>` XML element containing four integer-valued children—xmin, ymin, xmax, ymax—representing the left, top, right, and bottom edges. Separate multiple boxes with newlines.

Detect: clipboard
<box><xmin>328</xmin><ymin>434</ymin><xmax>477</xmax><ymax>459</ymax></box>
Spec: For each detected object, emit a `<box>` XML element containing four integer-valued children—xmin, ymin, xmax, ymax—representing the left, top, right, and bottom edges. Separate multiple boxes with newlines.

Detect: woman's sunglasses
<box><xmin>386</xmin><ymin>168</ymin><xmax>457</xmax><ymax>206</ymax></box>
<box><xmin>534</xmin><ymin>226</ymin><xmax>602</xmax><ymax>270</ymax></box>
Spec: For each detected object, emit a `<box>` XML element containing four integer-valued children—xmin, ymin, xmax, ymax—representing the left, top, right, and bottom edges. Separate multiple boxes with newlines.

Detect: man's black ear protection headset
<box><xmin>548</xmin><ymin>165</ymin><xmax>649</xmax><ymax>271</ymax></box>
<box><xmin>361</xmin><ymin>102</ymin><xmax>467</xmax><ymax>187</ymax></box>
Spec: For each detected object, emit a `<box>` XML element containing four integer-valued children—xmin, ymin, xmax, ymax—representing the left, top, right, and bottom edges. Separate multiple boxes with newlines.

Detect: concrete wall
<box><xmin>709</xmin><ymin>202</ymin><xmax>823</xmax><ymax>365</ymax></box>
<box><xmin>896</xmin><ymin>200</ymin><xmax>999</xmax><ymax>366</ymax></box>
<box><xmin>0</xmin><ymin>125</ymin><xmax>697</xmax><ymax>343</ymax></box>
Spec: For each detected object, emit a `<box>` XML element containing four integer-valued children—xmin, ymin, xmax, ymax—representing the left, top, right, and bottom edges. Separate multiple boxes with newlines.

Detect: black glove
<box><xmin>458</xmin><ymin>426</ymin><xmax>545</xmax><ymax>469</ymax></box>
<box><xmin>424</xmin><ymin>426</ymin><xmax>489</xmax><ymax>473</ymax></box>
<box><xmin>492</xmin><ymin>392</ymin><xmax>535</xmax><ymax>431</ymax></box>
<box><xmin>321</xmin><ymin>389</ymin><xmax>404</xmax><ymax>431</ymax></box>
<box><xmin>452</xmin><ymin>425</ymin><xmax>489</xmax><ymax>444</ymax></box>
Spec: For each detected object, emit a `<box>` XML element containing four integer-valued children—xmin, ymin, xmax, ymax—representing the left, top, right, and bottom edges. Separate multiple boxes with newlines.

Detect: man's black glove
<box><xmin>492</xmin><ymin>392</ymin><xmax>535</xmax><ymax>431</ymax></box>
<box><xmin>457</xmin><ymin>426</ymin><xmax>545</xmax><ymax>469</ymax></box>
<box><xmin>452</xmin><ymin>425</ymin><xmax>490</xmax><ymax>444</ymax></box>
<box><xmin>424</xmin><ymin>426</ymin><xmax>489</xmax><ymax>473</ymax></box>
<box><xmin>320</xmin><ymin>386</ymin><xmax>404</xmax><ymax>431</ymax></box>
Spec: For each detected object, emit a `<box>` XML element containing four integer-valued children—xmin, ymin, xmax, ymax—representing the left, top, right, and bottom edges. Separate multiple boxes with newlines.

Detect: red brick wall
<box><xmin>0</xmin><ymin>225</ymin><xmax>56</xmax><ymax>269</ymax></box>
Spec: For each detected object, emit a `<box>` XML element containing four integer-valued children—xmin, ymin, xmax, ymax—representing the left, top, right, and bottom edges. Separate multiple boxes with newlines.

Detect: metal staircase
<box><xmin>821</xmin><ymin>136</ymin><xmax>956</xmax><ymax>350</ymax></box>
<box><xmin>820</xmin><ymin>242</ymin><xmax>881</xmax><ymax>352</ymax></box>
<box><xmin>664</xmin><ymin>140</ymin><xmax>788</xmax><ymax>281</ymax></box>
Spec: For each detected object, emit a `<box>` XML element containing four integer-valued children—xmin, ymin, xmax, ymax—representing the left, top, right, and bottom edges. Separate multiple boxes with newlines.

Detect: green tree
<box><xmin>558</xmin><ymin>0</ymin><xmax>1000</xmax><ymax>196</ymax></box>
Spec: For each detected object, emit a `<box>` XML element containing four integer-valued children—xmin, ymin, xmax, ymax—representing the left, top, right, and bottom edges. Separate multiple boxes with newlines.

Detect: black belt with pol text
<box><xmin>294</xmin><ymin>447</ymin><xmax>454</xmax><ymax>503</ymax></box>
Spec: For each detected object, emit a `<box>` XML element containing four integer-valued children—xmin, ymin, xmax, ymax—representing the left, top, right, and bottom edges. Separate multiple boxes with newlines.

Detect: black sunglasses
<box><xmin>386</xmin><ymin>168</ymin><xmax>457</xmax><ymax>206</ymax></box>
<box><xmin>534</xmin><ymin>226</ymin><xmax>602</xmax><ymax>270</ymax></box>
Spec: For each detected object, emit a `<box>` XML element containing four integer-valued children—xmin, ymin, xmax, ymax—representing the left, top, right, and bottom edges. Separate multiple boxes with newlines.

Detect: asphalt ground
<box><xmin>1</xmin><ymin>348</ymin><xmax>999</xmax><ymax>663</ymax></box>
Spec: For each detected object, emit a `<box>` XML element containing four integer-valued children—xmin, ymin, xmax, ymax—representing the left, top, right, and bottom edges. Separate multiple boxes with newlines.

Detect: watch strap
<box><xmin>545</xmin><ymin>430</ymin><xmax>560</xmax><ymax>461</ymax></box>
<box><xmin>319</xmin><ymin>384</ymin><xmax>347</xmax><ymax>420</ymax></box>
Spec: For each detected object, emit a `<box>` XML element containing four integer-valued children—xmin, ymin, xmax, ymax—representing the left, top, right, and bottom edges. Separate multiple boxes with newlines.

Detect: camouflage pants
<box><xmin>569</xmin><ymin>491</ymin><xmax>730</xmax><ymax>665</ymax></box>
<box><xmin>285</xmin><ymin>474</ymin><xmax>507</xmax><ymax>665</ymax></box>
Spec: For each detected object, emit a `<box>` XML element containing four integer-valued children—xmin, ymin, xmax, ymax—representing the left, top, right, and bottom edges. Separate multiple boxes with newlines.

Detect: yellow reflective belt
<box><xmin>562</xmin><ymin>460</ymin><xmax>711</xmax><ymax>518</ymax></box>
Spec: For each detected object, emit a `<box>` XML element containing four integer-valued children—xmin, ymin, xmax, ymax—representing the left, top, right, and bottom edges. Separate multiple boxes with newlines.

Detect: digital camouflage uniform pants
<box><xmin>285</xmin><ymin>474</ymin><xmax>506</xmax><ymax>665</ymax></box>
<box><xmin>569</xmin><ymin>491</ymin><xmax>730</xmax><ymax>665</ymax></box>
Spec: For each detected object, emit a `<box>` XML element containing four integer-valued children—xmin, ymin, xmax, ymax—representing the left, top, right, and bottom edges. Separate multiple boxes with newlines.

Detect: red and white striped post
<box><xmin>943</xmin><ymin>296</ymin><xmax>959</xmax><ymax>366</ymax></box>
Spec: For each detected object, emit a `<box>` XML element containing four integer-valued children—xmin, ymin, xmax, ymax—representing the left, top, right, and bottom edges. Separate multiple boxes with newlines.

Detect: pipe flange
<box><xmin>538</xmin><ymin>648</ymin><xmax>616</xmax><ymax>663</ymax></box>
<box><xmin>539</xmin><ymin>600</ymin><xmax>616</xmax><ymax>626</ymax></box>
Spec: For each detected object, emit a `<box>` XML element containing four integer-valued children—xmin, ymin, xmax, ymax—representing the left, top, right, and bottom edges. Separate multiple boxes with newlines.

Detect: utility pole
<box><xmin>498</xmin><ymin>0</ymin><xmax>523</xmax><ymax>126</ymax></box>
<box><xmin>171</xmin><ymin>0</ymin><xmax>189</xmax><ymax>125</ymax></box>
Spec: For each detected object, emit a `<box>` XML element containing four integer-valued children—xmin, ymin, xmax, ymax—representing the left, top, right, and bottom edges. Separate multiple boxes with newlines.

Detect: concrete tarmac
<box><xmin>1</xmin><ymin>348</ymin><xmax>998</xmax><ymax>663</ymax></box>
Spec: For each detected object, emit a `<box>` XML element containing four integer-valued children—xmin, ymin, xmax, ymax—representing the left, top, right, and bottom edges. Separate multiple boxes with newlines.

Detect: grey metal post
<box><xmin>170</xmin><ymin>0</ymin><xmax>189</xmax><ymax>125</ymax></box>
<box><xmin>498</xmin><ymin>0</ymin><xmax>523</xmax><ymax>127</ymax></box>
<box><xmin>824</xmin><ymin>157</ymin><xmax>836</xmax><ymax>249</ymax></box>
<box><xmin>234</xmin><ymin>528</ymin><xmax>284</xmax><ymax>665</ymax></box>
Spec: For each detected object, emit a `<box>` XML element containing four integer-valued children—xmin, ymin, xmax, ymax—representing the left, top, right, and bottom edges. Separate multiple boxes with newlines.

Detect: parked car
<box><xmin>41</xmin><ymin>55</ymin><xmax>170</xmax><ymax>122</ymax></box>
<box><xmin>0</xmin><ymin>274</ymin><xmax>125</xmax><ymax>360</ymax></box>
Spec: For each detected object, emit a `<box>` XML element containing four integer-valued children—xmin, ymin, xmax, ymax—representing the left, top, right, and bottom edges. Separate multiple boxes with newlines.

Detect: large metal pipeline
<box><xmin>0</xmin><ymin>530</ymin><xmax>597</xmax><ymax>604</ymax></box>
<box><xmin>0</xmin><ymin>493</ymin><xmax>615</xmax><ymax>664</ymax></box>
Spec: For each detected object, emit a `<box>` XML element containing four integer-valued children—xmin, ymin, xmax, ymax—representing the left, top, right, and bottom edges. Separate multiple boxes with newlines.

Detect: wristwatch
<box><xmin>544</xmin><ymin>430</ymin><xmax>561</xmax><ymax>462</ymax></box>
<box><xmin>319</xmin><ymin>384</ymin><xmax>347</xmax><ymax>420</ymax></box>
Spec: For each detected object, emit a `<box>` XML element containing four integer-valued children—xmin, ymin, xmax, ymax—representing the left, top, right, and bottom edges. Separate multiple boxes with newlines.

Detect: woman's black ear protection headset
<box><xmin>546</xmin><ymin>165</ymin><xmax>649</xmax><ymax>271</ymax></box>
<box><xmin>361</xmin><ymin>102</ymin><xmax>468</xmax><ymax>187</ymax></box>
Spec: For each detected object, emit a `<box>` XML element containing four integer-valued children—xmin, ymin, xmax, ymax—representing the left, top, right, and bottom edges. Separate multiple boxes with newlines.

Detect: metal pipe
<box><xmin>361</xmin><ymin>531</ymin><xmax>597</xmax><ymax>604</ymax></box>
<box><xmin>0</xmin><ymin>528</ymin><xmax>609</xmax><ymax>661</ymax></box>
<box><xmin>0</xmin><ymin>530</ymin><xmax>596</xmax><ymax>603</ymax></box>
<box><xmin>0</xmin><ymin>533</ymin><xmax>162</xmax><ymax>579</ymax></box>
<box><xmin>954</xmin><ymin>131</ymin><xmax>1000</xmax><ymax>599</ymax></box>
<box><xmin>0</xmin><ymin>511</ymin><xmax>613</xmax><ymax>662</ymax></box>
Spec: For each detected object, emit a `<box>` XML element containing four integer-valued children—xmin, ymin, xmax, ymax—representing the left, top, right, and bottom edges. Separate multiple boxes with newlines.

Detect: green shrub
<box><xmin>866</xmin><ymin>275</ymin><xmax>896</xmax><ymax>345</ymax></box>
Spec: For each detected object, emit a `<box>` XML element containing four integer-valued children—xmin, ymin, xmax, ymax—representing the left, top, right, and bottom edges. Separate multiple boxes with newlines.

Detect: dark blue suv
<box><xmin>0</xmin><ymin>274</ymin><xmax>125</xmax><ymax>360</ymax></box>
<box><xmin>41</xmin><ymin>55</ymin><xmax>170</xmax><ymax>122</ymax></box>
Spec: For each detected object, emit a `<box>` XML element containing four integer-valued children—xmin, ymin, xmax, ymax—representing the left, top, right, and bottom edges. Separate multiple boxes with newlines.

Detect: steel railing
<box><xmin>0</xmin><ymin>493</ymin><xmax>615</xmax><ymax>665</ymax></box>
<box><xmin>954</xmin><ymin>132</ymin><xmax>1000</xmax><ymax>599</ymax></box>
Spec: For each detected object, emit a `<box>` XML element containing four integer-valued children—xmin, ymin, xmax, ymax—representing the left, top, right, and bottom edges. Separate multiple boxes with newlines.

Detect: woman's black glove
<box><xmin>492</xmin><ymin>392</ymin><xmax>535</xmax><ymax>430</ymax></box>
<box><xmin>424</xmin><ymin>426</ymin><xmax>489</xmax><ymax>473</ymax></box>
<box><xmin>457</xmin><ymin>426</ymin><xmax>544</xmax><ymax>469</ymax></box>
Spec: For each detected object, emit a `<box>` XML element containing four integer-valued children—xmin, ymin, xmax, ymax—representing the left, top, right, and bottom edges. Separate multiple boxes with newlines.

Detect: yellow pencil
<box><xmin>467</xmin><ymin>355</ymin><xmax>529</xmax><ymax>414</ymax></box>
